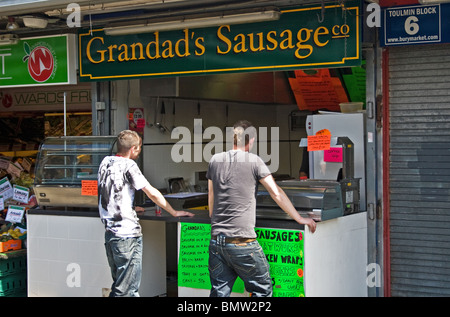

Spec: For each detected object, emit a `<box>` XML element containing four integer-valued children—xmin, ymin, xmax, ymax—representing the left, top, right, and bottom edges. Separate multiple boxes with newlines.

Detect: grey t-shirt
<box><xmin>206</xmin><ymin>150</ymin><xmax>271</xmax><ymax>238</ymax></box>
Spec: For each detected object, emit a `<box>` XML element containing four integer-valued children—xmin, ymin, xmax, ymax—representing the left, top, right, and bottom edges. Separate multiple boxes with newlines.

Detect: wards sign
<box><xmin>0</xmin><ymin>35</ymin><xmax>74</xmax><ymax>88</ymax></box>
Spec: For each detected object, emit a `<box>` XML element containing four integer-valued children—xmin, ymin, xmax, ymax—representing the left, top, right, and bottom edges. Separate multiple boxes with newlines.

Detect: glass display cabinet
<box><xmin>33</xmin><ymin>136</ymin><xmax>117</xmax><ymax>208</ymax></box>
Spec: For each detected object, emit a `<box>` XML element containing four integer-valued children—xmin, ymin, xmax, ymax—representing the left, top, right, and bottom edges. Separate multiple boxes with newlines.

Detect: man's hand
<box><xmin>135</xmin><ymin>206</ymin><xmax>145</xmax><ymax>215</ymax></box>
<box><xmin>173</xmin><ymin>210</ymin><xmax>195</xmax><ymax>217</ymax></box>
<box><xmin>303</xmin><ymin>218</ymin><xmax>317</xmax><ymax>233</ymax></box>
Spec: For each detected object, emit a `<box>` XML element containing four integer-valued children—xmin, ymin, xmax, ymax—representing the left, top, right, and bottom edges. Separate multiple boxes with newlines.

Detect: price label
<box><xmin>0</xmin><ymin>177</ymin><xmax>13</xmax><ymax>201</ymax></box>
<box><xmin>6</xmin><ymin>205</ymin><xmax>25</xmax><ymax>223</ymax></box>
<box><xmin>13</xmin><ymin>185</ymin><xmax>29</xmax><ymax>204</ymax></box>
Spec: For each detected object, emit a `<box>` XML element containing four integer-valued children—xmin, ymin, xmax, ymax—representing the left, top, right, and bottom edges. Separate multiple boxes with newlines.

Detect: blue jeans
<box><xmin>104</xmin><ymin>231</ymin><xmax>143</xmax><ymax>297</ymax></box>
<box><xmin>208</xmin><ymin>235</ymin><xmax>273</xmax><ymax>297</ymax></box>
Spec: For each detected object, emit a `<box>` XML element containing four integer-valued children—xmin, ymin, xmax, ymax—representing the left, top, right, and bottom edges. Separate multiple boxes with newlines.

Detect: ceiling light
<box><xmin>104</xmin><ymin>10</ymin><xmax>281</xmax><ymax>36</ymax></box>
<box><xmin>0</xmin><ymin>34</ymin><xmax>20</xmax><ymax>46</ymax></box>
<box><xmin>23</xmin><ymin>16</ymin><xmax>49</xmax><ymax>29</ymax></box>
<box><xmin>6</xmin><ymin>17</ymin><xmax>19</xmax><ymax>31</ymax></box>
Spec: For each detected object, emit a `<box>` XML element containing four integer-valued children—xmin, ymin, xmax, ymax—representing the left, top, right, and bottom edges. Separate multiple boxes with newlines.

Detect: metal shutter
<box><xmin>388</xmin><ymin>44</ymin><xmax>450</xmax><ymax>296</ymax></box>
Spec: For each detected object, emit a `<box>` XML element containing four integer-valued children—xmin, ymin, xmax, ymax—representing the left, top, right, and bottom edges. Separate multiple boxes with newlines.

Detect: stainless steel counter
<box><xmin>28</xmin><ymin>206</ymin><xmax>305</xmax><ymax>230</ymax></box>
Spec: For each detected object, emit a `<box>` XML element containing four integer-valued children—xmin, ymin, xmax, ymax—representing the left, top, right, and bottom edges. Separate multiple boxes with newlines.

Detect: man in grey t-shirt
<box><xmin>207</xmin><ymin>120</ymin><xmax>316</xmax><ymax>297</ymax></box>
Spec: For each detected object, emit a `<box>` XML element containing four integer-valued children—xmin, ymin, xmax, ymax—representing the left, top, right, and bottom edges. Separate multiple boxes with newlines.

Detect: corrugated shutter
<box><xmin>388</xmin><ymin>44</ymin><xmax>450</xmax><ymax>296</ymax></box>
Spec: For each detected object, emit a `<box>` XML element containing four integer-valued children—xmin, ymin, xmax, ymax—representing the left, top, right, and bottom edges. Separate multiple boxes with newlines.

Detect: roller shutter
<box><xmin>388</xmin><ymin>44</ymin><xmax>450</xmax><ymax>296</ymax></box>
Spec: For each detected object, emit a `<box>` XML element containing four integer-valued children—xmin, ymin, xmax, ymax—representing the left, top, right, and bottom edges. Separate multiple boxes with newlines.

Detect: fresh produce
<box><xmin>0</xmin><ymin>227</ymin><xmax>26</xmax><ymax>242</ymax></box>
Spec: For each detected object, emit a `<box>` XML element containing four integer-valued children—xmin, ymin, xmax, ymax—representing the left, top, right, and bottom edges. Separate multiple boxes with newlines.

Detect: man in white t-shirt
<box><xmin>98</xmin><ymin>130</ymin><xmax>193</xmax><ymax>297</ymax></box>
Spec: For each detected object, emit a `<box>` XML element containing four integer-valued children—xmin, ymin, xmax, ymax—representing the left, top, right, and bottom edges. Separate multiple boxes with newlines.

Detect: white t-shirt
<box><xmin>98</xmin><ymin>155</ymin><xmax>150</xmax><ymax>238</ymax></box>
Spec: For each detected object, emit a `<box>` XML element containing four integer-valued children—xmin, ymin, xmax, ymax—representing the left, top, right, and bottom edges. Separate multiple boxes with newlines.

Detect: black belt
<box><xmin>211</xmin><ymin>235</ymin><xmax>256</xmax><ymax>244</ymax></box>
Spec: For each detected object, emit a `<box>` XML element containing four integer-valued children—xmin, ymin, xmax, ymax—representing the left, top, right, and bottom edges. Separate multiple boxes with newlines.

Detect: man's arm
<box><xmin>208</xmin><ymin>179</ymin><xmax>214</xmax><ymax>218</ymax></box>
<box><xmin>142</xmin><ymin>184</ymin><xmax>194</xmax><ymax>218</ymax></box>
<box><xmin>259</xmin><ymin>175</ymin><xmax>316</xmax><ymax>233</ymax></box>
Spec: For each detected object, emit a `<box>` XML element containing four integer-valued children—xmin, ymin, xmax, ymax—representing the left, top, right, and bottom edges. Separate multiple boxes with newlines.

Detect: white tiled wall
<box><xmin>109</xmin><ymin>79</ymin><xmax>305</xmax><ymax>190</ymax></box>
<box><xmin>135</xmin><ymin>97</ymin><xmax>304</xmax><ymax>189</ymax></box>
<box><xmin>27</xmin><ymin>213</ymin><xmax>166</xmax><ymax>297</ymax></box>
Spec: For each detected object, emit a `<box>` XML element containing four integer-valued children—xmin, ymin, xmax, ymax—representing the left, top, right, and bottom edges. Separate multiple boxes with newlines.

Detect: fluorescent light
<box><xmin>418</xmin><ymin>0</ymin><xmax>450</xmax><ymax>3</ymax></box>
<box><xmin>0</xmin><ymin>34</ymin><xmax>20</xmax><ymax>46</ymax></box>
<box><xmin>23</xmin><ymin>16</ymin><xmax>49</xmax><ymax>28</ymax></box>
<box><xmin>104</xmin><ymin>10</ymin><xmax>281</xmax><ymax>35</ymax></box>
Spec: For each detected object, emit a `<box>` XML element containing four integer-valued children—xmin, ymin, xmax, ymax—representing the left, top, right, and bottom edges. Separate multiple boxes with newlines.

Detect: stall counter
<box><xmin>26</xmin><ymin>207</ymin><xmax>367</xmax><ymax>297</ymax></box>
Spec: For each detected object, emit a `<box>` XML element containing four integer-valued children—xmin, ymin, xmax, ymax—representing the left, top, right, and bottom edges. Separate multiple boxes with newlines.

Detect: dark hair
<box><xmin>233</xmin><ymin>120</ymin><xmax>256</xmax><ymax>147</ymax></box>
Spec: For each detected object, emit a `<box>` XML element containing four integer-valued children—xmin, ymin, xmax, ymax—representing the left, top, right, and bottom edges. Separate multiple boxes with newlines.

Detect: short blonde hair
<box><xmin>117</xmin><ymin>130</ymin><xmax>141</xmax><ymax>153</ymax></box>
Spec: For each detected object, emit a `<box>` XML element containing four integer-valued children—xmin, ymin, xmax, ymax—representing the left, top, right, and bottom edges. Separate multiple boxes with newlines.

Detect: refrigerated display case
<box><xmin>33</xmin><ymin>136</ymin><xmax>117</xmax><ymax>208</ymax></box>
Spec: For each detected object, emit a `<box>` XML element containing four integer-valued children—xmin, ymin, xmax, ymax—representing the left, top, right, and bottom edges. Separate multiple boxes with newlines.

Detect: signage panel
<box><xmin>381</xmin><ymin>4</ymin><xmax>450</xmax><ymax>46</ymax></box>
<box><xmin>79</xmin><ymin>2</ymin><xmax>361</xmax><ymax>81</ymax></box>
<box><xmin>0</xmin><ymin>34</ymin><xmax>77</xmax><ymax>87</ymax></box>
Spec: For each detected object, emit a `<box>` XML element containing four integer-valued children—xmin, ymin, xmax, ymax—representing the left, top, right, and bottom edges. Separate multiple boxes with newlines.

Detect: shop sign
<box><xmin>381</xmin><ymin>4</ymin><xmax>450</xmax><ymax>46</ymax></box>
<box><xmin>0</xmin><ymin>34</ymin><xmax>77</xmax><ymax>87</ymax></box>
<box><xmin>79</xmin><ymin>2</ymin><xmax>361</xmax><ymax>81</ymax></box>
<box><xmin>0</xmin><ymin>83</ymin><xmax>91</xmax><ymax>112</ymax></box>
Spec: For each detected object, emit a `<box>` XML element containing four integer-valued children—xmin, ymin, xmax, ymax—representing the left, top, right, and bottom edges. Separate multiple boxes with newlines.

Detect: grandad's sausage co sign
<box><xmin>79</xmin><ymin>2</ymin><xmax>361</xmax><ymax>81</ymax></box>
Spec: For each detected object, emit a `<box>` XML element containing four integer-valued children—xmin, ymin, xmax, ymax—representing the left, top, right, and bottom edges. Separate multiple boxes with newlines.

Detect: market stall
<box><xmin>25</xmin><ymin>0</ymin><xmax>373</xmax><ymax>297</ymax></box>
<box><xmin>26</xmin><ymin>128</ymin><xmax>367</xmax><ymax>297</ymax></box>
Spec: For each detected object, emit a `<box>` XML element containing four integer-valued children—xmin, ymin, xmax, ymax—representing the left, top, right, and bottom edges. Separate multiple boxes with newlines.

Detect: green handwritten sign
<box><xmin>255</xmin><ymin>228</ymin><xmax>305</xmax><ymax>297</ymax></box>
<box><xmin>178</xmin><ymin>222</ymin><xmax>245</xmax><ymax>292</ymax></box>
<box><xmin>178</xmin><ymin>223</ymin><xmax>305</xmax><ymax>297</ymax></box>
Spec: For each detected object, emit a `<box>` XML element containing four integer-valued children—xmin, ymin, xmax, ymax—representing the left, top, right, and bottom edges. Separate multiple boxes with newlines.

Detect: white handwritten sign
<box><xmin>0</xmin><ymin>177</ymin><xmax>13</xmax><ymax>201</ymax></box>
<box><xmin>5</xmin><ymin>205</ymin><xmax>25</xmax><ymax>223</ymax></box>
<box><xmin>13</xmin><ymin>185</ymin><xmax>29</xmax><ymax>204</ymax></box>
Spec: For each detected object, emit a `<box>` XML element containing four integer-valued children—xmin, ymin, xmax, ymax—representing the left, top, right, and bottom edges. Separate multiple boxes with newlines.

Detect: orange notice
<box><xmin>315</xmin><ymin>128</ymin><xmax>331</xmax><ymax>136</ymax></box>
<box><xmin>307</xmin><ymin>135</ymin><xmax>331</xmax><ymax>151</ymax></box>
<box><xmin>81</xmin><ymin>180</ymin><xmax>98</xmax><ymax>196</ymax></box>
<box><xmin>289</xmin><ymin>69</ymin><xmax>348</xmax><ymax>112</ymax></box>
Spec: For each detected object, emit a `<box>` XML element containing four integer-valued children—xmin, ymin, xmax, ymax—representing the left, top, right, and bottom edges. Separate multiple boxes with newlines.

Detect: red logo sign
<box><xmin>1</xmin><ymin>93</ymin><xmax>13</xmax><ymax>108</ymax></box>
<box><xmin>23</xmin><ymin>43</ymin><xmax>55</xmax><ymax>83</ymax></box>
